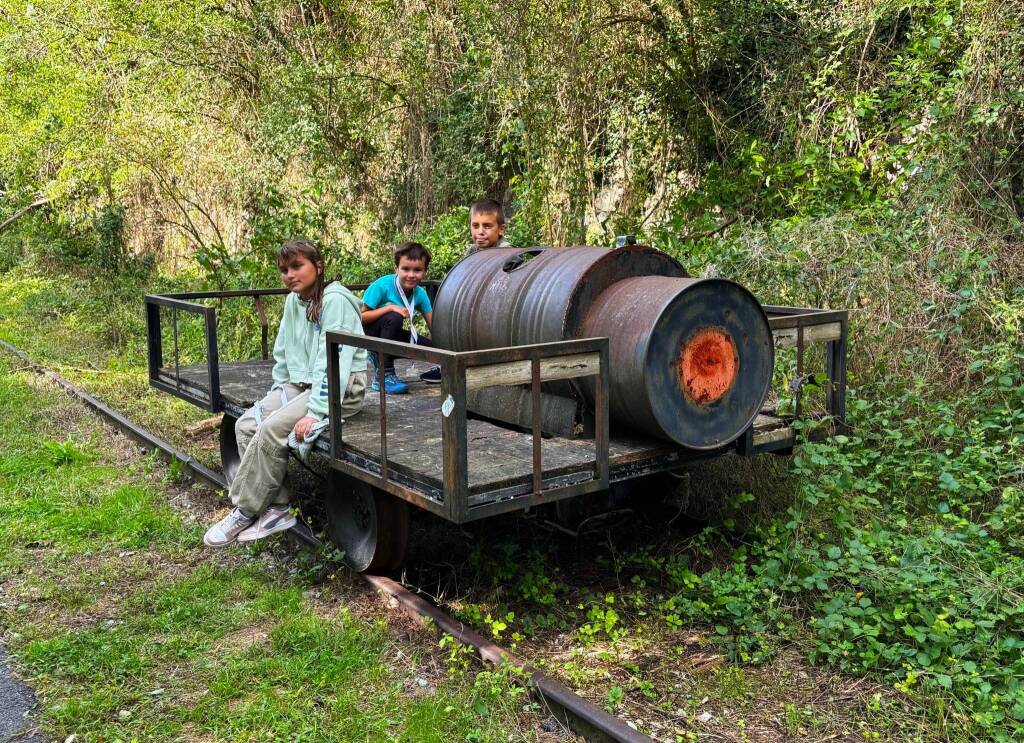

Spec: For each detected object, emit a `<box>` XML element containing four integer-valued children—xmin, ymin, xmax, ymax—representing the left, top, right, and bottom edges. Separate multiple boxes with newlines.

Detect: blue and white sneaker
<box><xmin>371</xmin><ymin>372</ymin><xmax>409</xmax><ymax>395</ymax></box>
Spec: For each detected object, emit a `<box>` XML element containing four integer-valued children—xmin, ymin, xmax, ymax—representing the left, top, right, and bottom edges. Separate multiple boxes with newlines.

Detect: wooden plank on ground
<box><xmin>753</xmin><ymin>426</ymin><xmax>793</xmax><ymax>446</ymax></box>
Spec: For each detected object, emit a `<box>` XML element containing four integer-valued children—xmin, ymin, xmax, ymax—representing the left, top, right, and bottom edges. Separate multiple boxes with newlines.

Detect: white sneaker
<box><xmin>236</xmin><ymin>505</ymin><xmax>297</xmax><ymax>542</ymax></box>
<box><xmin>203</xmin><ymin>508</ymin><xmax>256</xmax><ymax>547</ymax></box>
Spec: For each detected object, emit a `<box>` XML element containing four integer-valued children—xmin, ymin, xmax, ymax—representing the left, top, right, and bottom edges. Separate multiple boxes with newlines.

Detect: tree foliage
<box><xmin>2</xmin><ymin>0</ymin><xmax>1020</xmax><ymax>255</ymax></box>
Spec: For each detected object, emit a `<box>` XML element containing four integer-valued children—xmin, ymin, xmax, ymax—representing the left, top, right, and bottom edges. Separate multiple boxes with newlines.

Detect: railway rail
<box><xmin>0</xmin><ymin>337</ymin><xmax>654</xmax><ymax>743</ymax></box>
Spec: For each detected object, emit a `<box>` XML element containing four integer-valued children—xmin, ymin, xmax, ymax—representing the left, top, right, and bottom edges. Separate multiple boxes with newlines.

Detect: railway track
<box><xmin>0</xmin><ymin>338</ymin><xmax>653</xmax><ymax>743</ymax></box>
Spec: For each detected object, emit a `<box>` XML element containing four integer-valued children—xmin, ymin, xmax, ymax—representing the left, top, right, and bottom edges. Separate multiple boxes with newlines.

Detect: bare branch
<box><xmin>0</xmin><ymin>196</ymin><xmax>53</xmax><ymax>234</ymax></box>
<box><xmin>679</xmin><ymin>216</ymin><xmax>739</xmax><ymax>242</ymax></box>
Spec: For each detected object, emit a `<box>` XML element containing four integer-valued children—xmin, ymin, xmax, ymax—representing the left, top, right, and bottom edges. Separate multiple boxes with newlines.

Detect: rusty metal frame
<box><xmin>825</xmin><ymin>316</ymin><xmax>849</xmax><ymax>431</ymax></box>
<box><xmin>143</xmin><ymin>282</ymin><xmax>441</xmax><ymax>414</ymax></box>
<box><xmin>326</xmin><ymin>331</ymin><xmax>610</xmax><ymax>525</ymax></box>
<box><xmin>146</xmin><ymin>289</ymin><xmax>292</xmax><ymax>412</ymax></box>
<box><xmin>763</xmin><ymin>305</ymin><xmax>850</xmax><ymax>440</ymax></box>
<box><xmin>763</xmin><ymin>305</ymin><xmax>846</xmax><ymax>323</ymax></box>
<box><xmin>145</xmin><ymin>294</ymin><xmax>224</xmax><ymax>412</ymax></box>
<box><xmin>143</xmin><ymin>287</ymin><xmax>848</xmax><ymax>524</ymax></box>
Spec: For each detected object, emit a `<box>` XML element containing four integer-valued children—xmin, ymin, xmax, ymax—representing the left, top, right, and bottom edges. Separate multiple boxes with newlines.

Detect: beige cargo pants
<box><xmin>229</xmin><ymin>373</ymin><xmax>366</xmax><ymax>516</ymax></box>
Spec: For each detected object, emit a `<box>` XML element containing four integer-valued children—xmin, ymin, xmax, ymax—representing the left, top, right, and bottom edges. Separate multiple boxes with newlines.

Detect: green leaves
<box><xmin>652</xmin><ymin>296</ymin><xmax>1024</xmax><ymax>737</ymax></box>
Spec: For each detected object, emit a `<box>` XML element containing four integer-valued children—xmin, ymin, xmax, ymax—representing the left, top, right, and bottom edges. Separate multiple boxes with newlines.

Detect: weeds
<box><xmin>577</xmin><ymin>595</ymin><xmax>625</xmax><ymax>646</ymax></box>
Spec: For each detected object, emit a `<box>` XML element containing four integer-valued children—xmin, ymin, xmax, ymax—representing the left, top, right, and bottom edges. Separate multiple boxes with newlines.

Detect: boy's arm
<box><xmin>361</xmin><ymin>303</ymin><xmax>407</xmax><ymax>323</ymax></box>
<box><xmin>360</xmin><ymin>279</ymin><xmax>406</xmax><ymax>324</ymax></box>
<box><xmin>423</xmin><ymin>311</ymin><xmax>432</xmax><ymax>329</ymax></box>
<box><xmin>307</xmin><ymin>296</ymin><xmax>361</xmax><ymax>421</ymax></box>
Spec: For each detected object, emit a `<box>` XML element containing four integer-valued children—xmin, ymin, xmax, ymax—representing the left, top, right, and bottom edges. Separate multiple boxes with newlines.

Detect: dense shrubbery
<box><xmin>3</xmin><ymin>0</ymin><xmax>1021</xmax><ymax>255</ymax></box>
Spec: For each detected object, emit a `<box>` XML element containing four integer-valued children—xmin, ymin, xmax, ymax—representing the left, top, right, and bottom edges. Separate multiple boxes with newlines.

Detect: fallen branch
<box><xmin>185</xmin><ymin>414</ymin><xmax>223</xmax><ymax>438</ymax></box>
<box><xmin>0</xmin><ymin>196</ymin><xmax>52</xmax><ymax>234</ymax></box>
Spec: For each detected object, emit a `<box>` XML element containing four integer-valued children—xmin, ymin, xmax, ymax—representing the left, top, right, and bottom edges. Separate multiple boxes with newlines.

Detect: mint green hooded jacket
<box><xmin>271</xmin><ymin>282</ymin><xmax>368</xmax><ymax>420</ymax></box>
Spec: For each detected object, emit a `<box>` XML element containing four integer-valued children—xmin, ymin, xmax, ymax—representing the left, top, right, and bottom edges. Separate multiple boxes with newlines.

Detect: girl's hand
<box><xmin>293</xmin><ymin>416</ymin><xmax>318</xmax><ymax>442</ymax></box>
<box><xmin>387</xmin><ymin>304</ymin><xmax>410</xmax><ymax>318</ymax></box>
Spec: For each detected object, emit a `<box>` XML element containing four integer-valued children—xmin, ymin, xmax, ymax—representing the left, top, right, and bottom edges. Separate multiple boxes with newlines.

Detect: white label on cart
<box><xmin>441</xmin><ymin>394</ymin><xmax>455</xmax><ymax>418</ymax></box>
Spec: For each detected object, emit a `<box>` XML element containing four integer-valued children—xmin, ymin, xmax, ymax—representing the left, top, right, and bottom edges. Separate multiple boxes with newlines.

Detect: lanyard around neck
<box><xmin>394</xmin><ymin>274</ymin><xmax>418</xmax><ymax>343</ymax></box>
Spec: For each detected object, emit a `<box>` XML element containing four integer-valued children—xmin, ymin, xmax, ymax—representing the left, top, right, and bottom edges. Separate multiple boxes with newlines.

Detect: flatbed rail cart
<box><xmin>145</xmin><ymin>283</ymin><xmax>847</xmax><ymax>572</ymax></box>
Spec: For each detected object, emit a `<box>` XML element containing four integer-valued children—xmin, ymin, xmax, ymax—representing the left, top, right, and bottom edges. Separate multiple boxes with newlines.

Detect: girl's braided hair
<box><xmin>277</xmin><ymin>238</ymin><xmax>330</xmax><ymax>324</ymax></box>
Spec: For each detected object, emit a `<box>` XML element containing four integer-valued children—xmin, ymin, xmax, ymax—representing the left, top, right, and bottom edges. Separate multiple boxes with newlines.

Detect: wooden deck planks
<box><xmin>159</xmin><ymin>359</ymin><xmax>787</xmax><ymax>493</ymax></box>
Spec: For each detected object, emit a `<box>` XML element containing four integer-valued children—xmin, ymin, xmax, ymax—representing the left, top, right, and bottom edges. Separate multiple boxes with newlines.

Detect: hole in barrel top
<box><xmin>679</xmin><ymin>328</ymin><xmax>738</xmax><ymax>405</ymax></box>
<box><xmin>502</xmin><ymin>249</ymin><xmax>544</xmax><ymax>272</ymax></box>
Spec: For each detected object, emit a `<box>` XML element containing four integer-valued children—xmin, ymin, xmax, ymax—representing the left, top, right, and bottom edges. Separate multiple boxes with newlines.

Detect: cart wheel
<box><xmin>220</xmin><ymin>415</ymin><xmax>241</xmax><ymax>486</ymax></box>
<box><xmin>325</xmin><ymin>471</ymin><xmax>409</xmax><ymax>573</ymax></box>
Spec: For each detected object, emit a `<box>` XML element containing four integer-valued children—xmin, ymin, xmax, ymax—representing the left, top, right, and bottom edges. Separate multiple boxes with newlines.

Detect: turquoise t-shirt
<box><xmin>362</xmin><ymin>274</ymin><xmax>433</xmax><ymax>316</ymax></box>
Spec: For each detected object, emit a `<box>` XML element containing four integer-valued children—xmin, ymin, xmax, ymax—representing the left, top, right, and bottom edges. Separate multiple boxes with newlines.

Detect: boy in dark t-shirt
<box><xmin>361</xmin><ymin>242</ymin><xmax>439</xmax><ymax>394</ymax></box>
<box><xmin>467</xmin><ymin>198</ymin><xmax>512</xmax><ymax>256</ymax></box>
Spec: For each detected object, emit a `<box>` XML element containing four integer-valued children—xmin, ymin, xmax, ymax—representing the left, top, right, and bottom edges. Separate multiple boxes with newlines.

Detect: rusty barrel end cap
<box><xmin>679</xmin><ymin>327</ymin><xmax>738</xmax><ymax>405</ymax></box>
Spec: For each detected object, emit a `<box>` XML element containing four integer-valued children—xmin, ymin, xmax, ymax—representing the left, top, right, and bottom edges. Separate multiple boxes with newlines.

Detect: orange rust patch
<box><xmin>679</xmin><ymin>329</ymin><xmax>738</xmax><ymax>404</ymax></box>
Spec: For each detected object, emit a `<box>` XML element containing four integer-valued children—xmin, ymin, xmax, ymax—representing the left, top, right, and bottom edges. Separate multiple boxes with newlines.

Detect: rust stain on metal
<box><xmin>679</xmin><ymin>328</ymin><xmax>738</xmax><ymax>404</ymax></box>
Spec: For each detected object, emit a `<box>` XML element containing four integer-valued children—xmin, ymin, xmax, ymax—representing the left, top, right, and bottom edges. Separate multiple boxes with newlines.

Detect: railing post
<box><xmin>327</xmin><ymin>336</ymin><xmax>340</xmax><ymax>461</ymax></box>
<box><xmin>254</xmin><ymin>296</ymin><xmax>269</xmax><ymax>360</ymax></box>
<box><xmin>442</xmin><ymin>355</ymin><xmax>468</xmax><ymax>522</ymax></box>
<box><xmin>377</xmin><ymin>359</ymin><xmax>389</xmax><ymax>483</ymax></box>
<box><xmin>794</xmin><ymin>324</ymin><xmax>804</xmax><ymax>419</ymax></box>
<box><xmin>594</xmin><ymin>339</ymin><xmax>610</xmax><ymax>487</ymax></box>
<box><xmin>145</xmin><ymin>299</ymin><xmax>162</xmax><ymax>383</ymax></box>
<box><xmin>826</xmin><ymin>316</ymin><xmax>848</xmax><ymax>434</ymax></box>
<box><xmin>204</xmin><ymin>307</ymin><xmax>222</xmax><ymax>412</ymax></box>
<box><xmin>531</xmin><ymin>352</ymin><xmax>542</xmax><ymax>496</ymax></box>
<box><xmin>172</xmin><ymin>307</ymin><xmax>180</xmax><ymax>391</ymax></box>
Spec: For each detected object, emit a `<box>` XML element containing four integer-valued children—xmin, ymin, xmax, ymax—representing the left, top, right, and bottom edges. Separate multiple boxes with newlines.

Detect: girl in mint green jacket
<box><xmin>204</xmin><ymin>239</ymin><xmax>367</xmax><ymax>547</ymax></box>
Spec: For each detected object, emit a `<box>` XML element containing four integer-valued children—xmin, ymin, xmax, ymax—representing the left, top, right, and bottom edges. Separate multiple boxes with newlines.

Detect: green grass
<box><xmin>0</xmin><ymin>352</ymin><xmax>542</xmax><ymax>742</ymax></box>
<box><xmin>0</xmin><ymin>373</ymin><xmax>188</xmax><ymax>562</ymax></box>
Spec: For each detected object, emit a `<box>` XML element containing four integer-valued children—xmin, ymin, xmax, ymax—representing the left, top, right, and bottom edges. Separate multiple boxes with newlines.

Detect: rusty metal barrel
<box><xmin>433</xmin><ymin>246</ymin><xmax>773</xmax><ymax>450</ymax></box>
<box><xmin>579</xmin><ymin>276</ymin><xmax>773</xmax><ymax>450</ymax></box>
<box><xmin>433</xmin><ymin>246</ymin><xmax>686</xmax><ymax>350</ymax></box>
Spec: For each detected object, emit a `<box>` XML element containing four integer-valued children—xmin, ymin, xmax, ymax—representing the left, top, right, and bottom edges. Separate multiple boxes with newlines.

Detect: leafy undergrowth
<box><xmin>0</xmin><ymin>355</ymin><xmax>550</xmax><ymax>742</ymax></box>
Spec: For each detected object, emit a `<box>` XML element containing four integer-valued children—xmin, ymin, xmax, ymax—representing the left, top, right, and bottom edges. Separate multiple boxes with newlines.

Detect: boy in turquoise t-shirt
<box><xmin>361</xmin><ymin>242</ymin><xmax>439</xmax><ymax>394</ymax></box>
